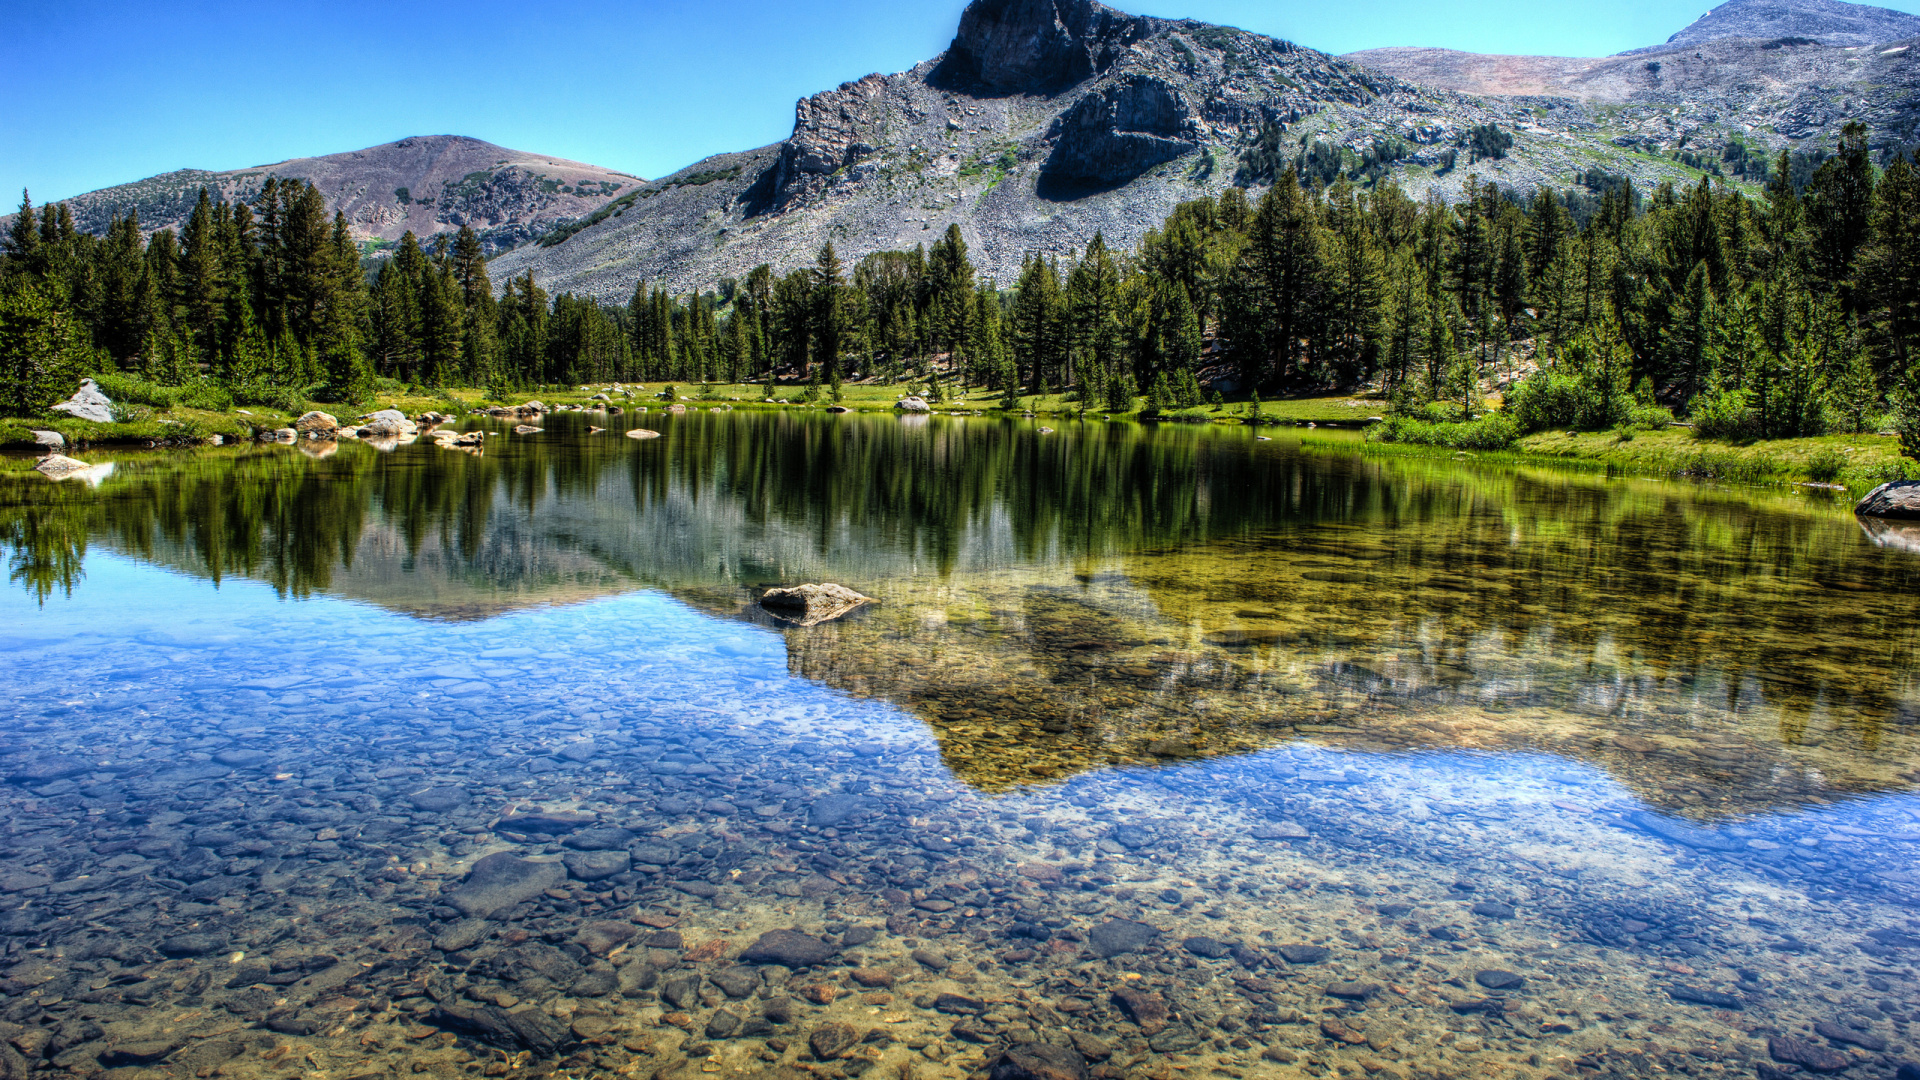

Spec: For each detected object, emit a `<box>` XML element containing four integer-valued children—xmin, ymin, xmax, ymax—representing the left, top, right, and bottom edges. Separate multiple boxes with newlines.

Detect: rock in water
<box><xmin>759</xmin><ymin>583</ymin><xmax>876</xmax><ymax>627</ymax></box>
<box><xmin>1769</xmin><ymin>1036</ymin><xmax>1853</xmax><ymax>1073</ymax></box>
<box><xmin>896</xmin><ymin>396</ymin><xmax>931</xmax><ymax>413</ymax></box>
<box><xmin>359</xmin><ymin>409</ymin><xmax>418</xmax><ymax>437</ymax></box>
<box><xmin>809</xmin><ymin>1022</ymin><xmax>859</xmax><ymax>1060</ymax></box>
<box><xmin>992</xmin><ymin>1042</ymin><xmax>1090</xmax><ymax>1080</ymax></box>
<box><xmin>562</xmin><ymin>849</ymin><xmax>629</xmax><ymax>881</ymax></box>
<box><xmin>740</xmin><ymin>928</ymin><xmax>836</xmax><ymax>967</ymax></box>
<box><xmin>28</xmin><ymin>429</ymin><xmax>62</xmax><ymax>449</ymax></box>
<box><xmin>625</xmin><ymin>428</ymin><xmax>662</xmax><ymax>440</ymax></box>
<box><xmin>1110</xmin><ymin>988</ymin><xmax>1170</xmax><ymax>1034</ymax></box>
<box><xmin>1088</xmin><ymin>919</ymin><xmax>1160</xmax><ymax>957</ymax></box>
<box><xmin>444</xmin><ymin>853</ymin><xmax>566</xmax><ymax>918</ymax></box>
<box><xmin>49</xmin><ymin>378</ymin><xmax>113</xmax><ymax>423</ymax></box>
<box><xmin>294</xmin><ymin>411</ymin><xmax>338</xmax><ymax>436</ymax></box>
<box><xmin>513</xmin><ymin>425</ymin><xmax>543</xmax><ymax>435</ymax></box>
<box><xmin>34</xmin><ymin>454</ymin><xmax>93</xmax><ymax>479</ymax></box>
<box><xmin>1857</xmin><ymin>480</ymin><xmax>1920</xmax><ymax>519</ymax></box>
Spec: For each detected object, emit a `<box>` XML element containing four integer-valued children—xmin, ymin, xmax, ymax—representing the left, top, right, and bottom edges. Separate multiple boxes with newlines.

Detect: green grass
<box><xmin>1515</xmin><ymin>427</ymin><xmax>1913</xmax><ymax>490</ymax></box>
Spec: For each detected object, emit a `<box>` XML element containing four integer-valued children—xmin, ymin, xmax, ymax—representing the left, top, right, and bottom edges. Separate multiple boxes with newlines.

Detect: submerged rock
<box><xmin>626</xmin><ymin>428</ymin><xmax>662</xmax><ymax>440</ymax></box>
<box><xmin>992</xmin><ymin>1042</ymin><xmax>1089</xmax><ymax>1080</ymax></box>
<box><xmin>1089</xmin><ymin>919</ymin><xmax>1159</xmax><ymax>957</ymax></box>
<box><xmin>444</xmin><ymin>853</ymin><xmax>566</xmax><ymax>918</ymax></box>
<box><xmin>1857</xmin><ymin>480</ymin><xmax>1920</xmax><ymax>519</ymax></box>
<box><xmin>759</xmin><ymin>583</ymin><xmax>876</xmax><ymax>627</ymax></box>
<box><xmin>49</xmin><ymin>378</ymin><xmax>113</xmax><ymax>423</ymax></box>
<box><xmin>741</xmin><ymin>928</ymin><xmax>836</xmax><ymax>967</ymax></box>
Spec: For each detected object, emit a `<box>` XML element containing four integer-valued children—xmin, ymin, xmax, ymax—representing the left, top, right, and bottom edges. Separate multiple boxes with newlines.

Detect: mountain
<box><xmin>1347</xmin><ymin>0</ymin><xmax>1920</xmax><ymax>150</ymax></box>
<box><xmin>492</xmin><ymin>0</ymin><xmax>1920</xmax><ymax>303</ymax></box>
<box><xmin>24</xmin><ymin>135</ymin><xmax>645</xmax><ymax>256</ymax></box>
<box><xmin>491</xmin><ymin>0</ymin><xmax>1728</xmax><ymax>300</ymax></box>
<box><xmin>1656</xmin><ymin>0</ymin><xmax>1920</xmax><ymax>49</ymax></box>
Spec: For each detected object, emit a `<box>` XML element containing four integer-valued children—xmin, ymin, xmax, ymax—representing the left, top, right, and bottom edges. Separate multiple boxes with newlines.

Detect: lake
<box><xmin>0</xmin><ymin>409</ymin><xmax>1916</xmax><ymax>1080</ymax></box>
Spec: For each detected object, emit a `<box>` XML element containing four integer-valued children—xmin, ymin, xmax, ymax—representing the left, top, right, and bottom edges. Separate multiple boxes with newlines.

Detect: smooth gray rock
<box><xmin>563</xmin><ymin>849</ymin><xmax>630</xmax><ymax>881</ymax></box>
<box><xmin>1858</xmin><ymin>480</ymin><xmax>1920</xmax><ymax>520</ymax></box>
<box><xmin>49</xmin><ymin>379</ymin><xmax>113</xmax><ymax>423</ymax></box>
<box><xmin>740</xmin><ymin>928</ymin><xmax>836</xmax><ymax>967</ymax></box>
<box><xmin>444</xmin><ymin>853</ymin><xmax>566</xmax><ymax>918</ymax></box>
<box><xmin>1088</xmin><ymin>919</ymin><xmax>1160</xmax><ymax>957</ymax></box>
<box><xmin>759</xmin><ymin>583</ymin><xmax>875</xmax><ymax>627</ymax></box>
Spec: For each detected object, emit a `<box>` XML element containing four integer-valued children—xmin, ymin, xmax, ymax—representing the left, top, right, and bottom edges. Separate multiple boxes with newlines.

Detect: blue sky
<box><xmin>7</xmin><ymin>0</ymin><xmax>1918</xmax><ymax>205</ymax></box>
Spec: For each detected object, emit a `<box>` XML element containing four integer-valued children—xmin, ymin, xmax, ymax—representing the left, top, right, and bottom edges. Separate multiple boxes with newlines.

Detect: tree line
<box><xmin>3</xmin><ymin>123</ymin><xmax>1917</xmax><ymax>449</ymax></box>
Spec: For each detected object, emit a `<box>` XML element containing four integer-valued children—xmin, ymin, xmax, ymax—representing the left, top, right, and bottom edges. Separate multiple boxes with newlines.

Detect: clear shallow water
<box><xmin>0</xmin><ymin>412</ymin><xmax>1917</xmax><ymax>1080</ymax></box>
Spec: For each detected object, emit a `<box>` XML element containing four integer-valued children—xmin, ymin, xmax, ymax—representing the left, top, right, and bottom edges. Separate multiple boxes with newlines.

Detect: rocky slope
<box><xmin>491</xmin><ymin>0</ymin><xmax>1722</xmax><ymax>300</ymax></box>
<box><xmin>1349</xmin><ymin>0</ymin><xmax>1920</xmax><ymax>159</ymax></box>
<box><xmin>30</xmin><ymin>135</ymin><xmax>645</xmax><ymax>256</ymax></box>
<box><xmin>1652</xmin><ymin>0</ymin><xmax>1920</xmax><ymax>49</ymax></box>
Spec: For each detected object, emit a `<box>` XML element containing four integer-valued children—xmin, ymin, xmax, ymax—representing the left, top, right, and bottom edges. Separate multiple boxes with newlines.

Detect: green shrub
<box><xmin>1367</xmin><ymin>412</ymin><xmax>1519</xmax><ymax>450</ymax></box>
<box><xmin>1688</xmin><ymin>386</ymin><xmax>1761</xmax><ymax>441</ymax></box>
<box><xmin>1805</xmin><ymin>448</ymin><xmax>1847</xmax><ymax>483</ymax></box>
<box><xmin>1629</xmin><ymin>403</ymin><xmax>1676</xmax><ymax>430</ymax></box>
<box><xmin>93</xmin><ymin>372</ymin><xmax>180</xmax><ymax>408</ymax></box>
<box><xmin>231</xmin><ymin>384</ymin><xmax>308</xmax><ymax>413</ymax></box>
<box><xmin>176</xmin><ymin>382</ymin><xmax>233</xmax><ymax>411</ymax></box>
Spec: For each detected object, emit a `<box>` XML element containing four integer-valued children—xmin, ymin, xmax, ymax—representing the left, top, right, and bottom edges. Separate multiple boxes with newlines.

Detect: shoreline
<box><xmin>5</xmin><ymin>384</ymin><xmax>1912</xmax><ymax>497</ymax></box>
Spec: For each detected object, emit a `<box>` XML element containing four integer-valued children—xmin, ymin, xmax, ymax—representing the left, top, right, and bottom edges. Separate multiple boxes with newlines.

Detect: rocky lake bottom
<box><xmin>0</xmin><ymin>413</ymin><xmax>1916</xmax><ymax>1080</ymax></box>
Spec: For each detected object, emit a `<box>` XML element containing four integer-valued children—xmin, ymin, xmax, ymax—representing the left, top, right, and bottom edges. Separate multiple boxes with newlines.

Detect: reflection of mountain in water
<box><xmin>3</xmin><ymin>412</ymin><xmax>1915</xmax><ymax>814</ymax></box>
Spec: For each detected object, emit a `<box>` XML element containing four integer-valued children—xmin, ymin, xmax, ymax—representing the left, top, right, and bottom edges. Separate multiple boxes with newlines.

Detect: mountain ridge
<box><xmin>11</xmin><ymin>135</ymin><xmax>645</xmax><ymax>256</ymax></box>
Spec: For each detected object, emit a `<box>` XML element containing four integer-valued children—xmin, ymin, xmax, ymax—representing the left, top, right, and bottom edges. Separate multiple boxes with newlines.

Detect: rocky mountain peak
<box><xmin>1658</xmin><ymin>0</ymin><xmax>1920</xmax><ymax>48</ymax></box>
<box><xmin>938</xmin><ymin>0</ymin><xmax>1157</xmax><ymax>92</ymax></box>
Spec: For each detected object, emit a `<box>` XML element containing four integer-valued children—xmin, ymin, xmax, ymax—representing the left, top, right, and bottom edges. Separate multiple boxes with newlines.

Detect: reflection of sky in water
<box><xmin>3</xmin><ymin>425</ymin><xmax>1919</xmax><ymax>1078</ymax></box>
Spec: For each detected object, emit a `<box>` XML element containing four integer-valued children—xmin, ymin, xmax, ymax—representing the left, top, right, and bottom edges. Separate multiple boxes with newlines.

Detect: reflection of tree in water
<box><xmin>3</xmin><ymin>509</ymin><xmax>87</xmax><ymax>605</ymax></box>
<box><xmin>1</xmin><ymin>415</ymin><xmax>1915</xmax><ymax>814</ymax></box>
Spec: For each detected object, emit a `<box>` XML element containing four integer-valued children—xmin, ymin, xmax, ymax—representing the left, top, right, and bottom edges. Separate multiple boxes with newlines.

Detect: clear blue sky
<box><xmin>7</xmin><ymin>0</ymin><xmax>1918</xmax><ymax>205</ymax></box>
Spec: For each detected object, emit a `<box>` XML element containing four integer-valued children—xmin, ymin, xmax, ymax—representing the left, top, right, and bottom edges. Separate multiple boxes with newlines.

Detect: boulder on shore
<box><xmin>758</xmin><ymin>583</ymin><xmax>875</xmax><ymax>627</ymax></box>
<box><xmin>896</xmin><ymin>396</ymin><xmax>930</xmax><ymax>413</ymax></box>
<box><xmin>359</xmin><ymin>409</ymin><xmax>418</xmax><ymax>437</ymax></box>
<box><xmin>1858</xmin><ymin>515</ymin><xmax>1920</xmax><ymax>555</ymax></box>
<box><xmin>28</xmin><ymin>429</ymin><xmax>62</xmax><ymax>450</ymax></box>
<box><xmin>49</xmin><ymin>379</ymin><xmax>113</xmax><ymax>424</ymax></box>
<box><xmin>294</xmin><ymin>411</ymin><xmax>339</xmax><ymax>436</ymax></box>
<box><xmin>1857</xmin><ymin>479</ymin><xmax>1920</xmax><ymax>520</ymax></box>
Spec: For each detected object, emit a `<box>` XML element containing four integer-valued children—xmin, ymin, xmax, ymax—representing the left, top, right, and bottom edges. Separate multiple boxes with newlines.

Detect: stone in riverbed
<box><xmin>433</xmin><ymin>919</ymin><xmax>493</xmax><ymax>953</ymax></box>
<box><xmin>430</xmin><ymin>1003</ymin><xmax>573</xmax><ymax>1055</ymax></box>
<box><xmin>1251</xmin><ymin>821</ymin><xmax>1309</xmax><ymax>840</ymax></box>
<box><xmin>1183</xmin><ymin>936</ymin><xmax>1233</xmax><ymax>959</ymax></box>
<box><xmin>496</xmin><ymin>811</ymin><xmax>594</xmax><ymax>834</ymax></box>
<box><xmin>563</xmin><ymin>849</ymin><xmax>630</xmax><ymax>881</ymax></box>
<box><xmin>564</xmin><ymin>827</ymin><xmax>634</xmax><ymax>850</ymax></box>
<box><xmin>810</xmin><ymin>794</ymin><xmax>870</xmax><ymax>827</ymax></box>
<box><xmin>1475</xmin><ymin>970</ymin><xmax>1525</xmax><ymax>990</ymax></box>
<box><xmin>1857</xmin><ymin>480</ymin><xmax>1920</xmax><ymax>519</ymax></box>
<box><xmin>625</xmin><ymin>428</ymin><xmax>662</xmax><ymax>440</ymax></box>
<box><xmin>809</xmin><ymin>1022</ymin><xmax>859</xmax><ymax>1060</ymax></box>
<box><xmin>1470</xmin><ymin>901</ymin><xmax>1516</xmax><ymax>919</ymax></box>
<box><xmin>1110</xmin><ymin>988</ymin><xmax>1170</xmax><ymax>1035</ymax></box>
<box><xmin>444</xmin><ymin>853</ymin><xmax>566</xmax><ymax>918</ymax></box>
<box><xmin>759</xmin><ymin>583</ymin><xmax>876</xmax><ymax>627</ymax></box>
<box><xmin>1276</xmin><ymin>944</ymin><xmax>1330</xmax><ymax>965</ymax></box>
<box><xmin>991</xmin><ymin>1042</ymin><xmax>1089</xmax><ymax>1080</ymax></box>
<box><xmin>409</xmin><ymin>787</ymin><xmax>471</xmax><ymax>812</ymax></box>
<box><xmin>741</xmin><ymin>929</ymin><xmax>836</xmax><ymax>967</ymax></box>
<box><xmin>575</xmin><ymin>920</ymin><xmax>639</xmax><ymax>956</ymax></box>
<box><xmin>1668</xmin><ymin>985</ymin><xmax>1743</xmax><ymax>1009</ymax></box>
<box><xmin>159</xmin><ymin>932</ymin><xmax>227</xmax><ymax>957</ymax></box>
<box><xmin>1089</xmin><ymin>919</ymin><xmax>1160</xmax><ymax>957</ymax></box>
<box><xmin>1815</xmin><ymin>1021</ymin><xmax>1887</xmax><ymax>1052</ymax></box>
<box><xmin>1325</xmin><ymin>981</ymin><xmax>1380</xmax><ymax>1000</ymax></box>
<box><xmin>1769</xmin><ymin>1035</ymin><xmax>1853</xmax><ymax>1072</ymax></box>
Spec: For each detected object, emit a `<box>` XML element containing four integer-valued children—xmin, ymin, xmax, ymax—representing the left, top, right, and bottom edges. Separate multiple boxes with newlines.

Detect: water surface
<box><xmin>0</xmin><ymin>412</ymin><xmax>1916</xmax><ymax>1080</ymax></box>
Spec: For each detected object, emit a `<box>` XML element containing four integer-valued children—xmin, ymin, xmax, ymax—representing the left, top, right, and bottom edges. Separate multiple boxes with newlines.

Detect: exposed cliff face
<box><xmin>30</xmin><ymin>136</ymin><xmax>643</xmax><ymax>257</ymax></box>
<box><xmin>1042</xmin><ymin>74</ymin><xmax>1199</xmax><ymax>187</ymax></box>
<box><xmin>936</xmin><ymin>0</ymin><xmax>1155</xmax><ymax>92</ymax></box>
